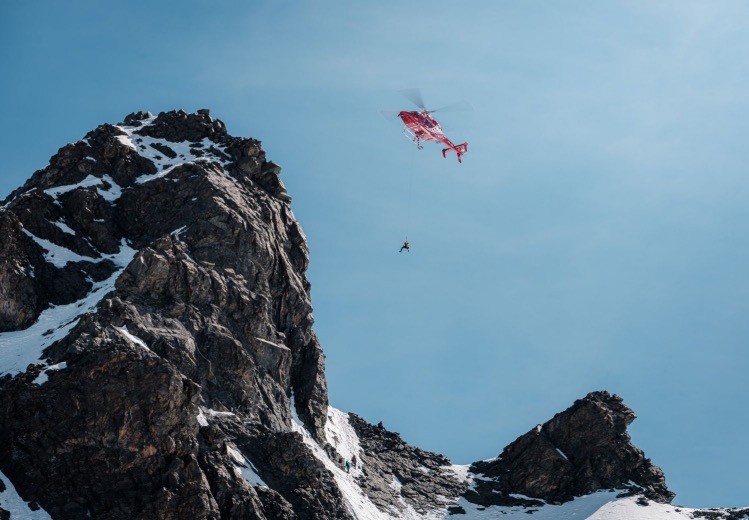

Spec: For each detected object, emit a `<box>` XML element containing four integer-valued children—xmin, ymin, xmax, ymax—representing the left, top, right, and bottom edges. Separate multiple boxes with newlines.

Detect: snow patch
<box><xmin>255</xmin><ymin>337</ymin><xmax>291</xmax><ymax>351</ymax></box>
<box><xmin>203</xmin><ymin>408</ymin><xmax>236</xmax><ymax>418</ymax></box>
<box><xmin>115</xmin><ymin>326</ymin><xmax>152</xmax><ymax>353</ymax></box>
<box><xmin>98</xmin><ymin>175</ymin><xmax>122</xmax><ymax>202</ymax></box>
<box><xmin>32</xmin><ymin>361</ymin><xmax>67</xmax><ymax>385</ymax></box>
<box><xmin>43</xmin><ymin>174</ymin><xmax>123</xmax><ymax>204</ymax></box>
<box><xmin>196</xmin><ymin>407</ymin><xmax>235</xmax><ymax>427</ymax></box>
<box><xmin>444</xmin><ymin>464</ymin><xmax>470</xmax><ymax>484</ymax></box>
<box><xmin>556</xmin><ymin>448</ymin><xmax>569</xmax><ymax>460</ymax></box>
<box><xmin>22</xmin><ymin>229</ymin><xmax>97</xmax><ymax>268</ymax></box>
<box><xmin>239</xmin><ymin>459</ymin><xmax>268</xmax><ymax>488</ymax></box>
<box><xmin>52</xmin><ymin>220</ymin><xmax>75</xmax><ymax>235</ymax></box>
<box><xmin>225</xmin><ymin>444</ymin><xmax>269</xmax><ymax>487</ymax></box>
<box><xmin>0</xmin><ymin>240</ymin><xmax>137</xmax><ymax>377</ymax></box>
<box><xmin>114</xmin><ymin>121</ymin><xmax>231</xmax><ymax>185</ymax></box>
<box><xmin>44</xmin><ymin>175</ymin><xmax>103</xmax><ymax>198</ymax></box>
<box><xmin>0</xmin><ymin>469</ymin><xmax>53</xmax><ymax>519</ymax></box>
<box><xmin>226</xmin><ymin>445</ymin><xmax>245</xmax><ymax>466</ymax></box>
<box><xmin>509</xmin><ymin>493</ymin><xmax>544</xmax><ymax>502</ymax></box>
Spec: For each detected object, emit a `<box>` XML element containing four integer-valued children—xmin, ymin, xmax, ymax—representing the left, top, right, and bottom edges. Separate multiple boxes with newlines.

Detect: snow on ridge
<box><xmin>290</xmin><ymin>398</ymin><xmax>392</xmax><ymax>520</ymax></box>
<box><xmin>324</xmin><ymin>407</ymin><xmax>362</xmax><ymax>468</ymax></box>
<box><xmin>0</xmin><ymin>470</ymin><xmax>53</xmax><ymax>519</ymax></box>
<box><xmin>587</xmin><ymin>496</ymin><xmax>695</xmax><ymax>520</ymax></box>
<box><xmin>0</xmin><ymin>239</ymin><xmax>137</xmax><ymax>378</ymax></box>
<box><xmin>290</xmin><ymin>398</ymin><xmax>446</xmax><ymax>520</ymax></box>
<box><xmin>114</xmin><ymin>122</ymin><xmax>232</xmax><ymax>185</ymax></box>
<box><xmin>452</xmin><ymin>490</ymin><xmax>625</xmax><ymax>520</ymax></box>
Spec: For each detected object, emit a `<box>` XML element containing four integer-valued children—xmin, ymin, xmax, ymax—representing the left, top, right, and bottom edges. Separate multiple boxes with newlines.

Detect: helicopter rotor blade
<box><xmin>379</xmin><ymin>110</ymin><xmax>402</xmax><ymax>120</ymax></box>
<box><xmin>399</xmin><ymin>88</ymin><xmax>427</xmax><ymax>111</ymax></box>
<box><xmin>431</xmin><ymin>100</ymin><xmax>474</xmax><ymax>113</ymax></box>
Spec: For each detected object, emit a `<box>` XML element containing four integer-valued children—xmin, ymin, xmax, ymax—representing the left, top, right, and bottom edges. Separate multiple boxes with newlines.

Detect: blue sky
<box><xmin>2</xmin><ymin>0</ymin><xmax>749</xmax><ymax>508</ymax></box>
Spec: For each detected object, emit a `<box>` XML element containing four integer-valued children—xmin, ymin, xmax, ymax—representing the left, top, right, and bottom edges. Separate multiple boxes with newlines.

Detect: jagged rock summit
<box><xmin>0</xmin><ymin>109</ymin><xmax>739</xmax><ymax>519</ymax></box>
<box><xmin>467</xmin><ymin>391</ymin><xmax>673</xmax><ymax>507</ymax></box>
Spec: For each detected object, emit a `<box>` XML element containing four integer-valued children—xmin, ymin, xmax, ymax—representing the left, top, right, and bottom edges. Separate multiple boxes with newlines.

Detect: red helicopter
<box><xmin>384</xmin><ymin>88</ymin><xmax>470</xmax><ymax>163</ymax></box>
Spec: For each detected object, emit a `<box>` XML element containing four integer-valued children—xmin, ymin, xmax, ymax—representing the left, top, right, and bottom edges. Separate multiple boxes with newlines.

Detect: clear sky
<box><xmin>2</xmin><ymin>0</ymin><xmax>749</xmax><ymax>509</ymax></box>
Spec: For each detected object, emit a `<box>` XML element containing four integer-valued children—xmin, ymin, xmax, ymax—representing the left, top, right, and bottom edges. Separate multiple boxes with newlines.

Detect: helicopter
<box><xmin>384</xmin><ymin>88</ymin><xmax>470</xmax><ymax>163</ymax></box>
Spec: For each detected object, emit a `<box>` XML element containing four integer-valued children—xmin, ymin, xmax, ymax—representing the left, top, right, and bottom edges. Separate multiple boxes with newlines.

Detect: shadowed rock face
<box><xmin>467</xmin><ymin>391</ymin><xmax>674</xmax><ymax>506</ymax></box>
<box><xmin>0</xmin><ymin>110</ymin><xmax>679</xmax><ymax>520</ymax></box>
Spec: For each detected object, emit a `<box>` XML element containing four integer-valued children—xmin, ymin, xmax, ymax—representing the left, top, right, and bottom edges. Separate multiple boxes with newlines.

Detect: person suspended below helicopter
<box><xmin>399</xmin><ymin>240</ymin><xmax>410</xmax><ymax>253</ymax></box>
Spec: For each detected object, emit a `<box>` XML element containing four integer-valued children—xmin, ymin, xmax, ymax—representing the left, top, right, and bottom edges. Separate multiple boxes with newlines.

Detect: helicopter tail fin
<box><xmin>443</xmin><ymin>142</ymin><xmax>468</xmax><ymax>163</ymax></box>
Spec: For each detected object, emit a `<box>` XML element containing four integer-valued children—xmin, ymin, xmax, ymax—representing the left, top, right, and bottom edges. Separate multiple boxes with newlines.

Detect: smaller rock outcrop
<box><xmin>346</xmin><ymin>415</ymin><xmax>468</xmax><ymax>516</ymax></box>
<box><xmin>467</xmin><ymin>391</ymin><xmax>674</xmax><ymax>506</ymax></box>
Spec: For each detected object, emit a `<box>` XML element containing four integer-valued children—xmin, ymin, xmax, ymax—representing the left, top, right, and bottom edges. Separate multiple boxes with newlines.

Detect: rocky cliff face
<box><xmin>0</xmin><ymin>109</ymin><xmax>723</xmax><ymax>520</ymax></box>
<box><xmin>0</xmin><ymin>110</ymin><xmax>335</xmax><ymax>519</ymax></box>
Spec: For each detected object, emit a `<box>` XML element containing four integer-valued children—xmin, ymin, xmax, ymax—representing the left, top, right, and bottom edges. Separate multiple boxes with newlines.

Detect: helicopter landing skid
<box><xmin>402</xmin><ymin>128</ymin><xmax>424</xmax><ymax>150</ymax></box>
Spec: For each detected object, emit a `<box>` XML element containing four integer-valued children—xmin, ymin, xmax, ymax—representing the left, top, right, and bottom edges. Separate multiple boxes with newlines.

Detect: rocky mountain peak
<box><xmin>467</xmin><ymin>390</ymin><xmax>674</xmax><ymax>506</ymax></box>
<box><xmin>0</xmin><ymin>109</ymin><xmax>336</xmax><ymax>518</ymax></box>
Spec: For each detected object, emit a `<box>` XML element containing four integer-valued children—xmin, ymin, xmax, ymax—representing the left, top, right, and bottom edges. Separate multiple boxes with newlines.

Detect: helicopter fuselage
<box><xmin>398</xmin><ymin>110</ymin><xmax>467</xmax><ymax>163</ymax></box>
